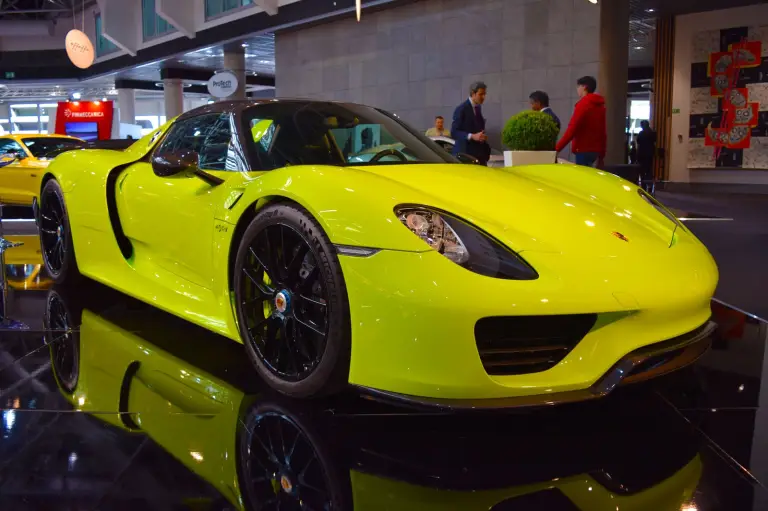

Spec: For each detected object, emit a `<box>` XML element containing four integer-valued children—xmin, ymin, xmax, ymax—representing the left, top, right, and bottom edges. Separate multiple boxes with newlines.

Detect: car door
<box><xmin>0</xmin><ymin>138</ymin><xmax>36</xmax><ymax>205</ymax></box>
<box><xmin>115</xmin><ymin>112</ymin><xmax>241</xmax><ymax>290</ymax></box>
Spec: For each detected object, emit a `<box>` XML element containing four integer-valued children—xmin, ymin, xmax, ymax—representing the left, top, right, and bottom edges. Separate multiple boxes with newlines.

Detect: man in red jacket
<box><xmin>556</xmin><ymin>76</ymin><xmax>606</xmax><ymax>168</ymax></box>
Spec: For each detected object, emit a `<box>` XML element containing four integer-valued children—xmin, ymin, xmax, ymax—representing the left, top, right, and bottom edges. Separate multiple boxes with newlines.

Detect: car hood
<box><xmin>351</xmin><ymin>163</ymin><xmax>676</xmax><ymax>256</ymax></box>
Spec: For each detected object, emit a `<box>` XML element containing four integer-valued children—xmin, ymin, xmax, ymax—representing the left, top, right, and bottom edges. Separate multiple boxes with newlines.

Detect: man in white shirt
<box><xmin>425</xmin><ymin>116</ymin><xmax>451</xmax><ymax>137</ymax></box>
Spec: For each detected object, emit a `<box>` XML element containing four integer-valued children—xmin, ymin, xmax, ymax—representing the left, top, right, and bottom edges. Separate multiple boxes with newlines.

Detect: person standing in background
<box><xmin>556</xmin><ymin>76</ymin><xmax>606</xmax><ymax>168</ymax></box>
<box><xmin>636</xmin><ymin>120</ymin><xmax>657</xmax><ymax>191</ymax></box>
<box><xmin>451</xmin><ymin>82</ymin><xmax>491</xmax><ymax>165</ymax></box>
<box><xmin>529</xmin><ymin>91</ymin><xmax>561</xmax><ymax>132</ymax></box>
<box><xmin>425</xmin><ymin>116</ymin><xmax>451</xmax><ymax>137</ymax></box>
<box><xmin>629</xmin><ymin>139</ymin><xmax>638</xmax><ymax>164</ymax></box>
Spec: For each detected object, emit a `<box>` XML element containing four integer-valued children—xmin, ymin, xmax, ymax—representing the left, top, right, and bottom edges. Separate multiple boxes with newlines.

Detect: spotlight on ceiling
<box><xmin>71</xmin><ymin>92</ymin><xmax>81</xmax><ymax>100</ymax></box>
<box><xmin>588</xmin><ymin>0</ymin><xmax>597</xmax><ymax>4</ymax></box>
<box><xmin>646</xmin><ymin>8</ymin><xmax>655</xmax><ymax>13</ymax></box>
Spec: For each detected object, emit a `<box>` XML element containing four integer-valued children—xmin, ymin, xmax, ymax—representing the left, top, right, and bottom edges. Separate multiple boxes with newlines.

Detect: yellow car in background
<box><xmin>0</xmin><ymin>134</ymin><xmax>84</xmax><ymax>206</ymax></box>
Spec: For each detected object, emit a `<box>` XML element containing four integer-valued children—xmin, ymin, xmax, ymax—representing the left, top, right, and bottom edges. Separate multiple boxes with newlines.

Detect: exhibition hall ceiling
<box><xmin>117</xmin><ymin>34</ymin><xmax>276</xmax><ymax>82</ymax></box>
<box><xmin>628</xmin><ymin>0</ymin><xmax>768</xmax><ymax>64</ymax></box>
<box><xmin>0</xmin><ymin>0</ymin><xmax>96</xmax><ymax>20</ymax></box>
<box><xmin>0</xmin><ymin>32</ymin><xmax>275</xmax><ymax>101</ymax></box>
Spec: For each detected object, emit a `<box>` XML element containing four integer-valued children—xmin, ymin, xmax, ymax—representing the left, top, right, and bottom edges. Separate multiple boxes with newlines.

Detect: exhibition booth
<box><xmin>51</xmin><ymin>100</ymin><xmax>142</xmax><ymax>140</ymax></box>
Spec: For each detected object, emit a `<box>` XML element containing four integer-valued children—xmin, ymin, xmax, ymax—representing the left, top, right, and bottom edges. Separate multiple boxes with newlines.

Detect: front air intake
<box><xmin>475</xmin><ymin>314</ymin><xmax>597</xmax><ymax>375</ymax></box>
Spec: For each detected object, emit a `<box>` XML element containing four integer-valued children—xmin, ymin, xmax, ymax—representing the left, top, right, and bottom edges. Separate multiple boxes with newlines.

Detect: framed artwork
<box><xmin>689</xmin><ymin>26</ymin><xmax>768</xmax><ymax>169</ymax></box>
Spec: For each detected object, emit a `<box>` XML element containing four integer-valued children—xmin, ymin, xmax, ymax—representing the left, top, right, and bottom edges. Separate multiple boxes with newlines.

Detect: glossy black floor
<box><xmin>0</xmin><ymin>212</ymin><xmax>767</xmax><ymax>510</ymax></box>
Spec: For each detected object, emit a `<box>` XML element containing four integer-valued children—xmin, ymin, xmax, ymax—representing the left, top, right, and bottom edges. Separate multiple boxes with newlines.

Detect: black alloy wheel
<box><xmin>239</xmin><ymin>404</ymin><xmax>348</xmax><ymax>511</ymax></box>
<box><xmin>234</xmin><ymin>204</ymin><xmax>350</xmax><ymax>398</ymax></box>
<box><xmin>39</xmin><ymin>180</ymin><xmax>79</xmax><ymax>283</ymax></box>
<box><xmin>44</xmin><ymin>291</ymin><xmax>80</xmax><ymax>393</ymax></box>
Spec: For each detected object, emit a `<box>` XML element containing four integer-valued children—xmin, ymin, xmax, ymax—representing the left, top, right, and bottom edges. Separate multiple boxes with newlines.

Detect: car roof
<box><xmin>176</xmin><ymin>98</ymin><xmax>365</xmax><ymax>122</ymax></box>
<box><xmin>0</xmin><ymin>134</ymin><xmax>81</xmax><ymax>142</ymax></box>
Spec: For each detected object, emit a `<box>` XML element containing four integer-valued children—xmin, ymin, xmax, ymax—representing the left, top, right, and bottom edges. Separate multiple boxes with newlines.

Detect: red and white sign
<box><xmin>55</xmin><ymin>101</ymin><xmax>114</xmax><ymax>140</ymax></box>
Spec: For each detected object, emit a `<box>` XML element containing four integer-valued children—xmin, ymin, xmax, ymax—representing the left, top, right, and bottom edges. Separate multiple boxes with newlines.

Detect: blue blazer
<box><xmin>451</xmin><ymin>100</ymin><xmax>491</xmax><ymax>164</ymax></box>
<box><xmin>542</xmin><ymin>108</ymin><xmax>561</xmax><ymax>132</ymax></box>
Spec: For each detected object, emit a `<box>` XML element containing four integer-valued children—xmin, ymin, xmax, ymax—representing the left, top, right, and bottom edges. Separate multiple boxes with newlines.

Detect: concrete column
<box><xmin>598</xmin><ymin>0</ymin><xmax>630</xmax><ymax>165</ymax></box>
<box><xmin>117</xmin><ymin>88</ymin><xmax>136</xmax><ymax>125</ymax></box>
<box><xmin>163</xmin><ymin>78</ymin><xmax>184</xmax><ymax>118</ymax></box>
<box><xmin>223</xmin><ymin>44</ymin><xmax>247</xmax><ymax>101</ymax></box>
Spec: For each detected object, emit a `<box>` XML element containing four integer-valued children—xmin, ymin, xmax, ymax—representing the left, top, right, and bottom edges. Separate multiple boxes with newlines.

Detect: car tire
<box><xmin>39</xmin><ymin>179</ymin><xmax>81</xmax><ymax>285</ymax></box>
<box><xmin>234</xmin><ymin>202</ymin><xmax>351</xmax><ymax>398</ymax></box>
<box><xmin>237</xmin><ymin>401</ymin><xmax>351</xmax><ymax>511</ymax></box>
<box><xmin>44</xmin><ymin>289</ymin><xmax>81</xmax><ymax>394</ymax></box>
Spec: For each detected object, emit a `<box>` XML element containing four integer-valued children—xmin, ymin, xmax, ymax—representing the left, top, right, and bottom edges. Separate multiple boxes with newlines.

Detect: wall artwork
<box><xmin>689</xmin><ymin>26</ymin><xmax>768</xmax><ymax>169</ymax></box>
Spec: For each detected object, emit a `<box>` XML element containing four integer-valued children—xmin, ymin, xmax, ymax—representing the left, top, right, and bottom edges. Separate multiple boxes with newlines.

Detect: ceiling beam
<box><xmin>254</xmin><ymin>0</ymin><xmax>278</xmax><ymax>16</ymax></box>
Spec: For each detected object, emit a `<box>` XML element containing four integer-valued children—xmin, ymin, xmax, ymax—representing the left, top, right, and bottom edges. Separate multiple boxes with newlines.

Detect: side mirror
<box><xmin>151</xmin><ymin>149</ymin><xmax>225</xmax><ymax>187</ymax></box>
<box><xmin>456</xmin><ymin>152</ymin><xmax>480</xmax><ymax>165</ymax></box>
<box><xmin>152</xmin><ymin>150</ymin><xmax>199</xmax><ymax>177</ymax></box>
<box><xmin>0</xmin><ymin>154</ymin><xmax>18</xmax><ymax>169</ymax></box>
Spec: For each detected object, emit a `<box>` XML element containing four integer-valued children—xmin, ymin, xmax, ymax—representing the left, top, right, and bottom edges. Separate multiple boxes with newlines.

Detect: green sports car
<box><xmin>35</xmin><ymin>99</ymin><xmax>717</xmax><ymax>405</ymax></box>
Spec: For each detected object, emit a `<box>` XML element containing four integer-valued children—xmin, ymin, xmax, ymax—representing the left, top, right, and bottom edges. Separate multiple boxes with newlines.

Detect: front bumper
<box><xmin>357</xmin><ymin>321</ymin><xmax>714</xmax><ymax>410</ymax></box>
<box><xmin>339</xmin><ymin>239</ymin><xmax>717</xmax><ymax>401</ymax></box>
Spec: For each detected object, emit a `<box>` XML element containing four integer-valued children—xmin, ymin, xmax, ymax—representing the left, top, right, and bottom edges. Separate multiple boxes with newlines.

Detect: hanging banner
<box><xmin>65</xmin><ymin>29</ymin><xmax>95</xmax><ymax>69</ymax></box>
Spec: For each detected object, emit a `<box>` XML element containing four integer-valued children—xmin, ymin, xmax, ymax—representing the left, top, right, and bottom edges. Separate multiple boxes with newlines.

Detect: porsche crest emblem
<box><xmin>612</xmin><ymin>232</ymin><xmax>629</xmax><ymax>242</ymax></box>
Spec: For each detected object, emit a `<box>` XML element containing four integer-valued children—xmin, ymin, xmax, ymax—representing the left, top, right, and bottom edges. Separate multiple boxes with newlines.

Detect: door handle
<box><xmin>30</xmin><ymin>174</ymin><xmax>37</xmax><ymax>178</ymax></box>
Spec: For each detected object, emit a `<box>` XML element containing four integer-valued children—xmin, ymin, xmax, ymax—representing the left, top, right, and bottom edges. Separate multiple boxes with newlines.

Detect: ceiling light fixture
<box><xmin>241</xmin><ymin>43</ymin><xmax>248</xmax><ymax>47</ymax></box>
<box><xmin>588</xmin><ymin>0</ymin><xmax>597</xmax><ymax>4</ymax></box>
<box><xmin>356</xmin><ymin>0</ymin><xmax>361</xmax><ymax>21</ymax></box>
<box><xmin>646</xmin><ymin>8</ymin><xmax>655</xmax><ymax>13</ymax></box>
<box><xmin>72</xmin><ymin>92</ymin><xmax>81</xmax><ymax>99</ymax></box>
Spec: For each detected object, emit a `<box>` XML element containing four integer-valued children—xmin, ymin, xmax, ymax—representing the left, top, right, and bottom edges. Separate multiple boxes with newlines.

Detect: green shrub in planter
<box><xmin>502</xmin><ymin>111</ymin><xmax>559</xmax><ymax>151</ymax></box>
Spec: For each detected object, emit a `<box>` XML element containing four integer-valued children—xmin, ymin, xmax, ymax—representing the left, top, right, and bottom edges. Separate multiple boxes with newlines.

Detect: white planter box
<box><xmin>503</xmin><ymin>150</ymin><xmax>557</xmax><ymax>167</ymax></box>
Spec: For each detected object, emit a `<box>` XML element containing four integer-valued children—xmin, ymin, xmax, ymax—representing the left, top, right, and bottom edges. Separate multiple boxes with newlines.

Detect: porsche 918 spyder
<box><xmin>35</xmin><ymin>99</ymin><xmax>718</xmax><ymax>406</ymax></box>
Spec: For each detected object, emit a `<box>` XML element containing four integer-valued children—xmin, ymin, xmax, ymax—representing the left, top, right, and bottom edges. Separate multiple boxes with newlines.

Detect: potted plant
<box><xmin>501</xmin><ymin>111</ymin><xmax>559</xmax><ymax>166</ymax></box>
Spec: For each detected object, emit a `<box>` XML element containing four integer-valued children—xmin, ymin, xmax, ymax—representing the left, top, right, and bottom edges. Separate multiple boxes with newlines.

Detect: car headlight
<box><xmin>638</xmin><ymin>189</ymin><xmax>685</xmax><ymax>230</ymax></box>
<box><xmin>395</xmin><ymin>206</ymin><xmax>538</xmax><ymax>280</ymax></box>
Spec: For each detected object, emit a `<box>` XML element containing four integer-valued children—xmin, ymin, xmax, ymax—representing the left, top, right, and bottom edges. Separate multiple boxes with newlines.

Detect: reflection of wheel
<box><xmin>39</xmin><ymin>180</ymin><xmax>80</xmax><ymax>284</ymax></box>
<box><xmin>234</xmin><ymin>203</ymin><xmax>351</xmax><ymax>398</ymax></box>
<box><xmin>238</xmin><ymin>402</ymin><xmax>349</xmax><ymax>511</ymax></box>
<box><xmin>369</xmin><ymin>148</ymin><xmax>408</xmax><ymax>162</ymax></box>
<box><xmin>44</xmin><ymin>290</ymin><xmax>80</xmax><ymax>393</ymax></box>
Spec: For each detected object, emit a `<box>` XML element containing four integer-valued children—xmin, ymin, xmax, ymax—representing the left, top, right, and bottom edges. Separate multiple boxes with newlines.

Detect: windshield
<box><xmin>22</xmin><ymin>137</ymin><xmax>84</xmax><ymax>159</ymax></box>
<box><xmin>241</xmin><ymin>102</ymin><xmax>457</xmax><ymax>170</ymax></box>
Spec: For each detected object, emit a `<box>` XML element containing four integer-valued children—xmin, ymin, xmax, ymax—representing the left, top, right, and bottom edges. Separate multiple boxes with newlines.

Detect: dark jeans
<box><xmin>639</xmin><ymin>159</ymin><xmax>654</xmax><ymax>192</ymax></box>
<box><xmin>574</xmin><ymin>152</ymin><xmax>599</xmax><ymax>167</ymax></box>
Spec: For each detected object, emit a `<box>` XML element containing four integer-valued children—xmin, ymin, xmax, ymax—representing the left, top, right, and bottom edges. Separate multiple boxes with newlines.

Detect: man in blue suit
<box><xmin>529</xmin><ymin>90</ymin><xmax>561</xmax><ymax>132</ymax></box>
<box><xmin>451</xmin><ymin>82</ymin><xmax>491</xmax><ymax>165</ymax></box>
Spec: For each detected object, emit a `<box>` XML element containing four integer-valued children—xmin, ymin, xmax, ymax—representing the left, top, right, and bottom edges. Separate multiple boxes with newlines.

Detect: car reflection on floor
<box><xmin>0</xmin><ymin>223</ymin><xmax>765</xmax><ymax>508</ymax></box>
<box><xmin>3</xmin><ymin>234</ymin><xmax>52</xmax><ymax>291</ymax></box>
<box><xmin>28</xmin><ymin>283</ymin><xmax>706</xmax><ymax>510</ymax></box>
